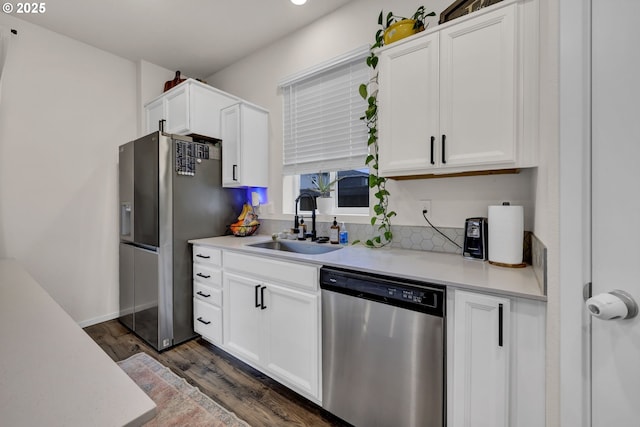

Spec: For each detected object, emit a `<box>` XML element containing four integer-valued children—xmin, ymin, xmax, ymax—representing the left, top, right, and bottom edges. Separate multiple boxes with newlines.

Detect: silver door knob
<box><xmin>586</xmin><ymin>290</ymin><xmax>638</xmax><ymax>320</ymax></box>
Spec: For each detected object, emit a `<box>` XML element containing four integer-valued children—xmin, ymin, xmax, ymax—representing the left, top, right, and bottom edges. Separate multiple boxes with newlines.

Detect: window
<box><xmin>336</xmin><ymin>170</ymin><xmax>369</xmax><ymax>208</ymax></box>
<box><xmin>297</xmin><ymin>169</ymin><xmax>369</xmax><ymax>212</ymax></box>
<box><xmin>279</xmin><ymin>46</ymin><xmax>370</xmax><ymax>214</ymax></box>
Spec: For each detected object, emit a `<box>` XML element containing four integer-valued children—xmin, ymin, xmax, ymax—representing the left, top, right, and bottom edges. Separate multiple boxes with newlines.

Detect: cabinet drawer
<box><xmin>224</xmin><ymin>251</ymin><xmax>318</xmax><ymax>291</ymax></box>
<box><xmin>192</xmin><ymin>245</ymin><xmax>222</xmax><ymax>266</ymax></box>
<box><xmin>194</xmin><ymin>281</ymin><xmax>222</xmax><ymax>307</ymax></box>
<box><xmin>194</xmin><ymin>299</ymin><xmax>222</xmax><ymax>344</ymax></box>
<box><xmin>193</xmin><ymin>264</ymin><xmax>222</xmax><ymax>288</ymax></box>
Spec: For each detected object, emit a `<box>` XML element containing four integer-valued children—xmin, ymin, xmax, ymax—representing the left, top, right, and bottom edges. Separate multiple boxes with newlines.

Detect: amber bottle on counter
<box><xmin>330</xmin><ymin>217</ymin><xmax>340</xmax><ymax>244</ymax></box>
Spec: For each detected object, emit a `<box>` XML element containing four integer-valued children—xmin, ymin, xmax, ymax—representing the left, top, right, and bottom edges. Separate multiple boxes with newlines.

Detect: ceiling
<box><xmin>15</xmin><ymin>0</ymin><xmax>356</xmax><ymax>79</ymax></box>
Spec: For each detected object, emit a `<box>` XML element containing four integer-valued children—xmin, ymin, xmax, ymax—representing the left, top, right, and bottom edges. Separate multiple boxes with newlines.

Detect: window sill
<box><xmin>259</xmin><ymin>212</ymin><xmax>372</xmax><ymax>224</ymax></box>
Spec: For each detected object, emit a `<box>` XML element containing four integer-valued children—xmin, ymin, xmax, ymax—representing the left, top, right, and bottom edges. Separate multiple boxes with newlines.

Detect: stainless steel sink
<box><xmin>248</xmin><ymin>240</ymin><xmax>343</xmax><ymax>255</ymax></box>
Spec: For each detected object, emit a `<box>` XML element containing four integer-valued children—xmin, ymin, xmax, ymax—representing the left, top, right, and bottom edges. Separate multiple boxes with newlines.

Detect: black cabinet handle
<box><xmin>197</xmin><ymin>317</ymin><xmax>211</xmax><ymax>325</ymax></box>
<box><xmin>196</xmin><ymin>291</ymin><xmax>211</xmax><ymax>298</ymax></box>
<box><xmin>441</xmin><ymin>135</ymin><xmax>447</xmax><ymax>164</ymax></box>
<box><xmin>196</xmin><ymin>273</ymin><xmax>210</xmax><ymax>279</ymax></box>
<box><xmin>260</xmin><ymin>286</ymin><xmax>267</xmax><ymax>310</ymax></box>
<box><xmin>430</xmin><ymin>136</ymin><xmax>435</xmax><ymax>165</ymax></box>
<box><xmin>195</xmin><ymin>254</ymin><xmax>210</xmax><ymax>259</ymax></box>
<box><xmin>232</xmin><ymin>164</ymin><xmax>238</xmax><ymax>181</ymax></box>
<box><xmin>255</xmin><ymin>285</ymin><xmax>261</xmax><ymax>308</ymax></box>
<box><xmin>498</xmin><ymin>303</ymin><xmax>504</xmax><ymax>347</ymax></box>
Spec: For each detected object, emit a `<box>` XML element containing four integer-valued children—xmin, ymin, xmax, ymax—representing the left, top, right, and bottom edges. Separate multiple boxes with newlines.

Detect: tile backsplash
<box><xmin>258</xmin><ymin>219</ymin><xmax>465</xmax><ymax>254</ymax></box>
<box><xmin>254</xmin><ymin>219</ymin><xmax>546</xmax><ymax>296</ymax></box>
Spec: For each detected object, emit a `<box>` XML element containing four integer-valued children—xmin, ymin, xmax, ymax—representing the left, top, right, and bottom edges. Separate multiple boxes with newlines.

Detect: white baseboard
<box><xmin>78</xmin><ymin>311</ymin><xmax>120</xmax><ymax>328</ymax></box>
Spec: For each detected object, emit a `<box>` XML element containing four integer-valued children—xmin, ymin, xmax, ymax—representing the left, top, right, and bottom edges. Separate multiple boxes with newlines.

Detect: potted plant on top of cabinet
<box><xmin>379</xmin><ymin>6</ymin><xmax>436</xmax><ymax>46</ymax></box>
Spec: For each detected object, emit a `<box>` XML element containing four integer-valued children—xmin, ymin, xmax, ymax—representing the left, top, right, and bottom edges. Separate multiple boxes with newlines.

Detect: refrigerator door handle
<box><xmin>120</xmin><ymin>203</ymin><xmax>132</xmax><ymax>236</ymax></box>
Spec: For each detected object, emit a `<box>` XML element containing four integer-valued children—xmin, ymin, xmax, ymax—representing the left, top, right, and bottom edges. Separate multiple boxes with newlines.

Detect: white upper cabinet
<box><xmin>144</xmin><ymin>78</ymin><xmax>238</xmax><ymax>139</ymax></box>
<box><xmin>221</xmin><ymin>103</ymin><xmax>269</xmax><ymax>188</ymax></box>
<box><xmin>145</xmin><ymin>79</ymin><xmax>270</xmax><ymax>189</ymax></box>
<box><xmin>378</xmin><ymin>32</ymin><xmax>440</xmax><ymax>174</ymax></box>
<box><xmin>439</xmin><ymin>4</ymin><xmax>516</xmax><ymax>169</ymax></box>
<box><xmin>378</xmin><ymin>0</ymin><xmax>538</xmax><ymax>177</ymax></box>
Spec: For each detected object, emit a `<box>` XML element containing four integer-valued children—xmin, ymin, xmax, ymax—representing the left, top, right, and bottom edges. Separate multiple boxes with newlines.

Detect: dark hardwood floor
<box><xmin>84</xmin><ymin>320</ymin><xmax>349</xmax><ymax>427</ymax></box>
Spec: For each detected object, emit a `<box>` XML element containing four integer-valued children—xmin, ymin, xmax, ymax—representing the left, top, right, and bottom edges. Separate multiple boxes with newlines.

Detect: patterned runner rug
<box><xmin>118</xmin><ymin>352</ymin><xmax>250</xmax><ymax>427</ymax></box>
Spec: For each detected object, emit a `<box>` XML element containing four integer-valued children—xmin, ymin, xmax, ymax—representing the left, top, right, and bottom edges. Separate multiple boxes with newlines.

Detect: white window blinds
<box><xmin>280</xmin><ymin>47</ymin><xmax>369</xmax><ymax>175</ymax></box>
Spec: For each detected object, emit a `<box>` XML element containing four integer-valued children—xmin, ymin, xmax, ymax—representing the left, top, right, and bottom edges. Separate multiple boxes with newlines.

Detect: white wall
<box><xmin>207</xmin><ymin>0</ymin><xmax>536</xmax><ymax>229</ymax></box>
<box><xmin>535</xmin><ymin>0</ymin><xmax>560</xmax><ymax>425</ymax></box>
<box><xmin>559</xmin><ymin>0</ymin><xmax>590</xmax><ymax>425</ymax></box>
<box><xmin>136</xmin><ymin>60</ymin><xmax>174</xmax><ymax>136</ymax></box>
<box><xmin>0</xmin><ymin>14</ymin><xmax>137</xmax><ymax>325</ymax></box>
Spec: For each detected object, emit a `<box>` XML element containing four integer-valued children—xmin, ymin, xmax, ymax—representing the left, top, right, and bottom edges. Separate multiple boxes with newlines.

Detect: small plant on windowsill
<box><xmin>355</xmin><ymin>6</ymin><xmax>434</xmax><ymax>248</ymax></box>
<box><xmin>310</xmin><ymin>173</ymin><xmax>340</xmax><ymax>198</ymax></box>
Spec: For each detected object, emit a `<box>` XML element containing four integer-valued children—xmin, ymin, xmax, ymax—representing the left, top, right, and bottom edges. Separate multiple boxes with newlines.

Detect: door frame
<box><xmin>559</xmin><ymin>0</ymin><xmax>592</xmax><ymax>425</ymax></box>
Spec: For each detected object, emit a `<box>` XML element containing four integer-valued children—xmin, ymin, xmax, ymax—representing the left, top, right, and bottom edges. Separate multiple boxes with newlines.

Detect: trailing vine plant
<box><xmin>355</xmin><ymin>7</ymin><xmax>434</xmax><ymax>248</ymax></box>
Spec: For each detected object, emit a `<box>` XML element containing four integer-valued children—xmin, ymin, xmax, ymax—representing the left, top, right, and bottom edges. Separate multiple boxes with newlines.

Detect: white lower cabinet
<box><xmin>192</xmin><ymin>245</ymin><xmax>224</xmax><ymax>346</ymax></box>
<box><xmin>449</xmin><ymin>290</ymin><xmax>510</xmax><ymax>427</ymax></box>
<box><xmin>223</xmin><ymin>272</ymin><xmax>263</xmax><ymax>365</ymax></box>
<box><xmin>194</xmin><ymin>299</ymin><xmax>222</xmax><ymax>344</ymax></box>
<box><xmin>262</xmin><ymin>281</ymin><xmax>319</xmax><ymax>396</ymax></box>
<box><xmin>447</xmin><ymin>289</ymin><xmax>545</xmax><ymax>427</ymax></box>
<box><xmin>217</xmin><ymin>251</ymin><xmax>321</xmax><ymax>403</ymax></box>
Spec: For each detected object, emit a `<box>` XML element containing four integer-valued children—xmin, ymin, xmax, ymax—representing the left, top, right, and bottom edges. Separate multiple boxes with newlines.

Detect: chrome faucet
<box><xmin>295</xmin><ymin>192</ymin><xmax>317</xmax><ymax>241</ymax></box>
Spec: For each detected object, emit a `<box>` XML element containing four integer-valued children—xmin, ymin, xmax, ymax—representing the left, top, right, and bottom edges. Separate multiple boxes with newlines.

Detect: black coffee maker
<box><xmin>463</xmin><ymin>217</ymin><xmax>488</xmax><ymax>260</ymax></box>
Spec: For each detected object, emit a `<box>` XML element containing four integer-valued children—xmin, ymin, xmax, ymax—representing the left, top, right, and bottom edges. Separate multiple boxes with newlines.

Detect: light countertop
<box><xmin>0</xmin><ymin>259</ymin><xmax>156</xmax><ymax>427</ymax></box>
<box><xmin>190</xmin><ymin>235</ymin><xmax>546</xmax><ymax>301</ymax></box>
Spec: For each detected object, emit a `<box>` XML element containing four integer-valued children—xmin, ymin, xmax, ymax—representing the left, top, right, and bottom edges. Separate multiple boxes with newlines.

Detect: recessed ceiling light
<box><xmin>291</xmin><ymin>0</ymin><xmax>307</xmax><ymax>5</ymax></box>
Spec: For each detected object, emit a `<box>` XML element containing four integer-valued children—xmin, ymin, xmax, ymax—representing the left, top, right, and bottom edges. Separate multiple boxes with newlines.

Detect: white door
<box><xmin>221</xmin><ymin>104</ymin><xmax>241</xmax><ymax>187</ymax></box>
<box><xmin>262</xmin><ymin>282</ymin><xmax>319</xmax><ymax>399</ymax></box>
<box><xmin>164</xmin><ymin>84</ymin><xmax>189</xmax><ymax>134</ymax></box>
<box><xmin>222</xmin><ymin>272</ymin><xmax>262</xmax><ymax>365</ymax></box>
<box><xmin>591</xmin><ymin>0</ymin><xmax>640</xmax><ymax>424</ymax></box>
<box><xmin>439</xmin><ymin>4</ymin><xmax>516</xmax><ymax>169</ymax></box>
<box><xmin>377</xmin><ymin>32</ymin><xmax>439</xmax><ymax>176</ymax></box>
<box><xmin>450</xmin><ymin>290</ymin><xmax>510</xmax><ymax>427</ymax></box>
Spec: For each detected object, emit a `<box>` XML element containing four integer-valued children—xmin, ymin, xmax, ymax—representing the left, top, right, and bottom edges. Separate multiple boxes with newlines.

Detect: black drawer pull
<box><xmin>255</xmin><ymin>285</ymin><xmax>261</xmax><ymax>308</ymax></box>
<box><xmin>196</xmin><ymin>254</ymin><xmax>210</xmax><ymax>259</ymax></box>
<box><xmin>197</xmin><ymin>317</ymin><xmax>211</xmax><ymax>325</ymax></box>
<box><xmin>196</xmin><ymin>273</ymin><xmax>211</xmax><ymax>279</ymax></box>
<box><xmin>441</xmin><ymin>134</ymin><xmax>447</xmax><ymax>164</ymax></box>
<box><xmin>196</xmin><ymin>291</ymin><xmax>211</xmax><ymax>298</ymax></box>
<box><xmin>260</xmin><ymin>286</ymin><xmax>267</xmax><ymax>310</ymax></box>
<box><xmin>498</xmin><ymin>303</ymin><xmax>504</xmax><ymax>347</ymax></box>
<box><xmin>430</xmin><ymin>136</ymin><xmax>435</xmax><ymax>165</ymax></box>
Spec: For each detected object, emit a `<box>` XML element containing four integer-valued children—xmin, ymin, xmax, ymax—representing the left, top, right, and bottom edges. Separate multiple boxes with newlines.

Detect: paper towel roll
<box><xmin>488</xmin><ymin>204</ymin><xmax>524</xmax><ymax>266</ymax></box>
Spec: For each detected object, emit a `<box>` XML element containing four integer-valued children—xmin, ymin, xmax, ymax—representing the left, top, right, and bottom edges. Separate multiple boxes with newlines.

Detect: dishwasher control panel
<box><xmin>320</xmin><ymin>267</ymin><xmax>445</xmax><ymax>316</ymax></box>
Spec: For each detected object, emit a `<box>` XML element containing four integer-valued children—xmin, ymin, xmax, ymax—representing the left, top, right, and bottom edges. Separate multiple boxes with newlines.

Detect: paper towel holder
<box><xmin>586</xmin><ymin>290</ymin><xmax>638</xmax><ymax>320</ymax></box>
<box><xmin>487</xmin><ymin>201</ymin><xmax>527</xmax><ymax>268</ymax></box>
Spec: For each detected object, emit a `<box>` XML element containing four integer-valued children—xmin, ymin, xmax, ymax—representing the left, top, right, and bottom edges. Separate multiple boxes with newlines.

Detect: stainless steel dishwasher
<box><xmin>320</xmin><ymin>267</ymin><xmax>445</xmax><ymax>427</ymax></box>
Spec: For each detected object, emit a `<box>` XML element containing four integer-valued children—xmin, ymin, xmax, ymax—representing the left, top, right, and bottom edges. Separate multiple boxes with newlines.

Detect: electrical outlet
<box><xmin>420</xmin><ymin>199</ymin><xmax>431</xmax><ymax>216</ymax></box>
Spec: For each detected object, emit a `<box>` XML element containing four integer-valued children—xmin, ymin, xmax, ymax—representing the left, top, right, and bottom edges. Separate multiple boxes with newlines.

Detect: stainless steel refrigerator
<box><xmin>118</xmin><ymin>131</ymin><xmax>242</xmax><ymax>351</ymax></box>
